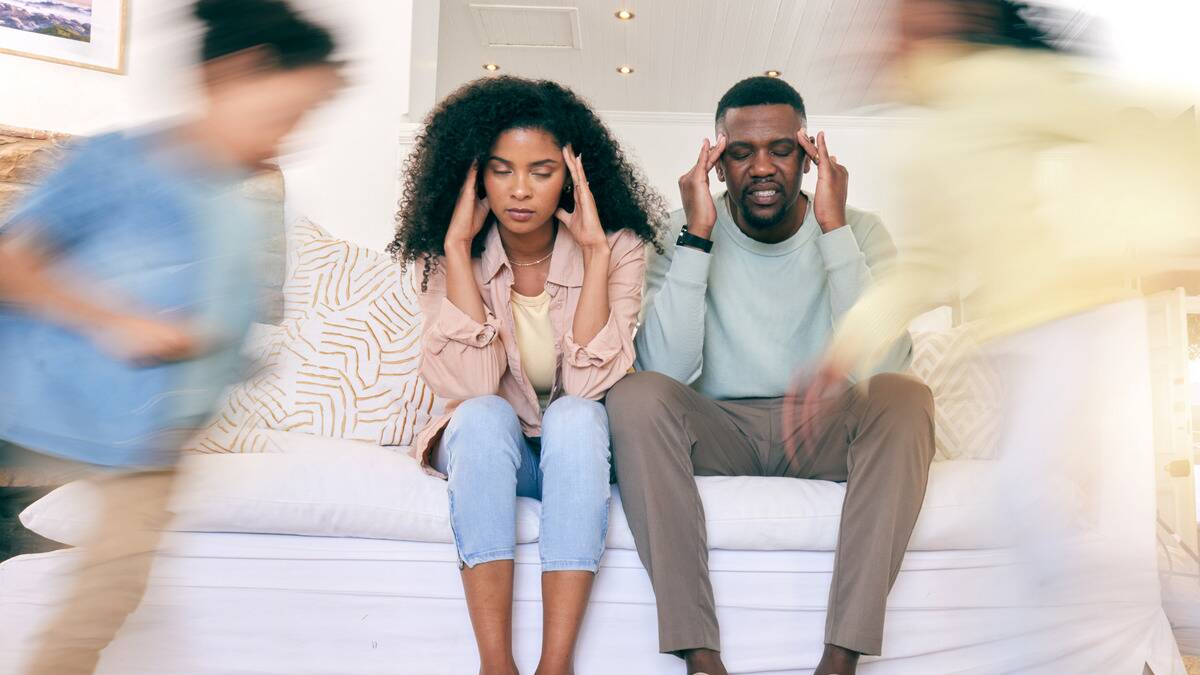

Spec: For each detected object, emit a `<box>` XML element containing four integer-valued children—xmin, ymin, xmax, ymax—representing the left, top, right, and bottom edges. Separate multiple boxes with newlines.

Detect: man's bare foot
<box><xmin>814</xmin><ymin>643</ymin><xmax>860</xmax><ymax>675</ymax></box>
<box><xmin>683</xmin><ymin>647</ymin><xmax>729</xmax><ymax>675</ymax></box>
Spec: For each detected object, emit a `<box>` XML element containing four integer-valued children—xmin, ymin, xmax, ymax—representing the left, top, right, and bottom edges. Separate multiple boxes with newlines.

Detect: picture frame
<box><xmin>0</xmin><ymin>0</ymin><xmax>128</xmax><ymax>74</ymax></box>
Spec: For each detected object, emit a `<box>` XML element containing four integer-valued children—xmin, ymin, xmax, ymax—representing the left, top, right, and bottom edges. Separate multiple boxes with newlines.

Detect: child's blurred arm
<box><xmin>0</xmin><ymin>235</ymin><xmax>201</xmax><ymax>365</ymax></box>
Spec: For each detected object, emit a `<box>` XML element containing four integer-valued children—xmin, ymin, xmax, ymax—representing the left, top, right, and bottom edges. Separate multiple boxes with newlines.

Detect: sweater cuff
<box><xmin>816</xmin><ymin>226</ymin><xmax>865</xmax><ymax>270</ymax></box>
<box><xmin>426</xmin><ymin>298</ymin><xmax>500</xmax><ymax>354</ymax></box>
<box><xmin>667</xmin><ymin>244</ymin><xmax>712</xmax><ymax>285</ymax></box>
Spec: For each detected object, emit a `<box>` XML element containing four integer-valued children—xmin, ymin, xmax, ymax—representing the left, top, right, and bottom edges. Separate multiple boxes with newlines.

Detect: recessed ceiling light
<box><xmin>764</xmin><ymin>70</ymin><xmax>782</xmax><ymax>78</ymax></box>
<box><xmin>616</xmin><ymin>65</ymin><xmax>634</xmax><ymax>75</ymax></box>
<box><xmin>483</xmin><ymin>63</ymin><xmax>501</xmax><ymax>72</ymax></box>
<box><xmin>615</xmin><ymin>9</ymin><xmax>634</xmax><ymax>20</ymax></box>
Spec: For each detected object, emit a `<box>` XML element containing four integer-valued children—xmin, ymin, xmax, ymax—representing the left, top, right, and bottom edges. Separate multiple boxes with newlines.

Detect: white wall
<box><xmin>0</xmin><ymin>0</ymin><xmax>414</xmax><ymax>250</ymax></box>
<box><xmin>1105</xmin><ymin>0</ymin><xmax>1200</xmax><ymax>100</ymax></box>
<box><xmin>276</xmin><ymin>0</ymin><xmax>413</xmax><ymax>250</ymax></box>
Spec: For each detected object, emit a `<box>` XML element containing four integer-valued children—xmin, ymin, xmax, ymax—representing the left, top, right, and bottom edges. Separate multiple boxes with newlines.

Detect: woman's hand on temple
<box><xmin>556</xmin><ymin>144</ymin><xmax>610</xmax><ymax>254</ymax></box>
<box><xmin>444</xmin><ymin>162</ymin><xmax>491</xmax><ymax>251</ymax></box>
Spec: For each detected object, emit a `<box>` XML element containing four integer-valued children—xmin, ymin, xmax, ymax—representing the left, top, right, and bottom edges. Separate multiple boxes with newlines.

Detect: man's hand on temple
<box><xmin>678</xmin><ymin>134</ymin><xmax>728</xmax><ymax>239</ymax></box>
<box><xmin>797</xmin><ymin>130</ymin><xmax>849</xmax><ymax>234</ymax></box>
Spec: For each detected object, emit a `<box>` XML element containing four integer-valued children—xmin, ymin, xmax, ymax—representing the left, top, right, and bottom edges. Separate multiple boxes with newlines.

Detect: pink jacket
<box><xmin>408</xmin><ymin>224</ymin><xmax>646</xmax><ymax>473</ymax></box>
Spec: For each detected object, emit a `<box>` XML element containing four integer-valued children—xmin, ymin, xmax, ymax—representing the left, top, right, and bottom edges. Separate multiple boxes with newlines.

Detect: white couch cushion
<box><xmin>605</xmin><ymin>459</ymin><xmax>1007</xmax><ymax>551</ymax></box>
<box><xmin>21</xmin><ymin>436</ymin><xmax>539</xmax><ymax>547</ymax></box>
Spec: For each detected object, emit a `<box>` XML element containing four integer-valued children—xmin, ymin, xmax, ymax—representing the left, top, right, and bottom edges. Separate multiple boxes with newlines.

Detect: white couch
<box><xmin>0</xmin><ymin>298</ymin><xmax>1185</xmax><ymax>674</ymax></box>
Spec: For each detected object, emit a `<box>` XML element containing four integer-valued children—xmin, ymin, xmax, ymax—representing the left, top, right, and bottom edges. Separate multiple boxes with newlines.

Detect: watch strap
<box><xmin>676</xmin><ymin>226</ymin><xmax>713</xmax><ymax>253</ymax></box>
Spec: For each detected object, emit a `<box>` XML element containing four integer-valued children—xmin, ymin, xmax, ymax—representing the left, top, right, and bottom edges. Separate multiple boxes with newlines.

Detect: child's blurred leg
<box><xmin>23</xmin><ymin>468</ymin><xmax>177</xmax><ymax>675</ymax></box>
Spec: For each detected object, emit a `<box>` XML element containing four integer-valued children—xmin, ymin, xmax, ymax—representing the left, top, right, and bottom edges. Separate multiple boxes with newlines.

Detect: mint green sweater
<box><xmin>635</xmin><ymin>191</ymin><xmax>912</xmax><ymax>400</ymax></box>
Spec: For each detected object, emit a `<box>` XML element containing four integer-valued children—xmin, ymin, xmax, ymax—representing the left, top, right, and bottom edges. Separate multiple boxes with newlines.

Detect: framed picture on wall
<box><xmin>0</xmin><ymin>0</ymin><xmax>127</xmax><ymax>74</ymax></box>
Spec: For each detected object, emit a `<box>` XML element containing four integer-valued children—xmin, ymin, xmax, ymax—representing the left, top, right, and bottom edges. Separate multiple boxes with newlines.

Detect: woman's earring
<box><xmin>564</xmin><ymin>183</ymin><xmax>574</xmax><ymax>193</ymax></box>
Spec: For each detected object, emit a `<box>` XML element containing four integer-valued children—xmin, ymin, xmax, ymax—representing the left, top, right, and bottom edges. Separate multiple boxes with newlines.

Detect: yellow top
<box><xmin>510</xmin><ymin>290</ymin><xmax>557</xmax><ymax>407</ymax></box>
<box><xmin>831</xmin><ymin>44</ymin><xmax>1200</xmax><ymax>376</ymax></box>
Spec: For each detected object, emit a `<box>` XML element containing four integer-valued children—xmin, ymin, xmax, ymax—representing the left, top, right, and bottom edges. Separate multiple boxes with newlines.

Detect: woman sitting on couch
<box><xmin>388</xmin><ymin>76</ymin><xmax>665</xmax><ymax>675</ymax></box>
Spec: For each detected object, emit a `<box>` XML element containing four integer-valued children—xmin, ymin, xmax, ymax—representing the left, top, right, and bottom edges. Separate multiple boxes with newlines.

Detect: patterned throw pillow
<box><xmin>190</xmin><ymin>220</ymin><xmax>443</xmax><ymax>453</ymax></box>
<box><xmin>908</xmin><ymin>326</ymin><xmax>1005</xmax><ymax>461</ymax></box>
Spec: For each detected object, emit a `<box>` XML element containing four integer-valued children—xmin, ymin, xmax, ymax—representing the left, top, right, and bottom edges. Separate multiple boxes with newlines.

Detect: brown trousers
<box><xmin>22</xmin><ymin>468</ymin><xmax>177</xmax><ymax>675</ymax></box>
<box><xmin>605</xmin><ymin>371</ymin><xmax>935</xmax><ymax>656</ymax></box>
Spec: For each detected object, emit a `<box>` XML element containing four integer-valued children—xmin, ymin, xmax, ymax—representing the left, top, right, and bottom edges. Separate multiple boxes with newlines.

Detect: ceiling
<box><xmin>431</xmin><ymin>0</ymin><xmax>1100</xmax><ymax>117</ymax></box>
<box><xmin>434</xmin><ymin>0</ymin><xmax>896</xmax><ymax>116</ymax></box>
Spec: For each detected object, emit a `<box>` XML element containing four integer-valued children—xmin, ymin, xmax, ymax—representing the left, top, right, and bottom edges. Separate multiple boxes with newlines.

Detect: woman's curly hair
<box><xmin>387</xmin><ymin>76</ymin><xmax>666</xmax><ymax>289</ymax></box>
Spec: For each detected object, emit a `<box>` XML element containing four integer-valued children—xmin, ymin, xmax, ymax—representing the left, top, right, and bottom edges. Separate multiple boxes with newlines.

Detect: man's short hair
<box><xmin>715</xmin><ymin>76</ymin><xmax>807</xmax><ymax>126</ymax></box>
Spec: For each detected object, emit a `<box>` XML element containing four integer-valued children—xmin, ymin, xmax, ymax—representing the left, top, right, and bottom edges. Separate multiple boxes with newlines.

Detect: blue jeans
<box><xmin>436</xmin><ymin>395</ymin><xmax>612</xmax><ymax>572</ymax></box>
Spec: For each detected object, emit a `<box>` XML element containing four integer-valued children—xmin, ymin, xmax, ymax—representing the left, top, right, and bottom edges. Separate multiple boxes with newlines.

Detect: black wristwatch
<box><xmin>676</xmin><ymin>225</ymin><xmax>713</xmax><ymax>253</ymax></box>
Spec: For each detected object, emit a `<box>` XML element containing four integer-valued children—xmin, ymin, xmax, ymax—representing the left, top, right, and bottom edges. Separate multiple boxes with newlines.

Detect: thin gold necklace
<box><xmin>509</xmin><ymin>248</ymin><xmax>553</xmax><ymax>267</ymax></box>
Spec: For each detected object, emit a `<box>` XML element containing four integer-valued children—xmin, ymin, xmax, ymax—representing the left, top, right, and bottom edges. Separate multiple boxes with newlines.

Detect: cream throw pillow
<box><xmin>190</xmin><ymin>220</ymin><xmax>443</xmax><ymax>452</ymax></box>
<box><xmin>908</xmin><ymin>326</ymin><xmax>1004</xmax><ymax>461</ymax></box>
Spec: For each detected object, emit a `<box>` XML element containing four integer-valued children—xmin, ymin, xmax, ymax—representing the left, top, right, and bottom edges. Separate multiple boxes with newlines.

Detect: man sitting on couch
<box><xmin>605</xmin><ymin>77</ymin><xmax>935</xmax><ymax>675</ymax></box>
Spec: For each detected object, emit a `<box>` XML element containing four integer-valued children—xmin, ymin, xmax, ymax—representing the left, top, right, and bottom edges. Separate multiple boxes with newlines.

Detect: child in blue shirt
<box><xmin>0</xmin><ymin>2</ymin><xmax>343</xmax><ymax>673</ymax></box>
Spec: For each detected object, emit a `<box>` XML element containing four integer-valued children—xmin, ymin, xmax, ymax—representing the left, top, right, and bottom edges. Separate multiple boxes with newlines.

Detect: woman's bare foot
<box><xmin>814</xmin><ymin>643</ymin><xmax>860</xmax><ymax>675</ymax></box>
<box><xmin>683</xmin><ymin>648</ymin><xmax>729</xmax><ymax>675</ymax></box>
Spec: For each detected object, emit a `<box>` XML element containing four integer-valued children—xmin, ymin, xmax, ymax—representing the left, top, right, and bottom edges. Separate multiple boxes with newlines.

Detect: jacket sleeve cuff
<box><xmin>563</xmin><ymin>312</ymin><xmax>624</xmax><ymax>368</ymax></box>
<box><xmin>816</xmin><ymin>226</ymin><xmax>865</xmax><ymax>269</ymax></box>
<box><xmin>426</xmin><ymin>298</ymin><xmax>501</xmax><ymax>354</ymax></box>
